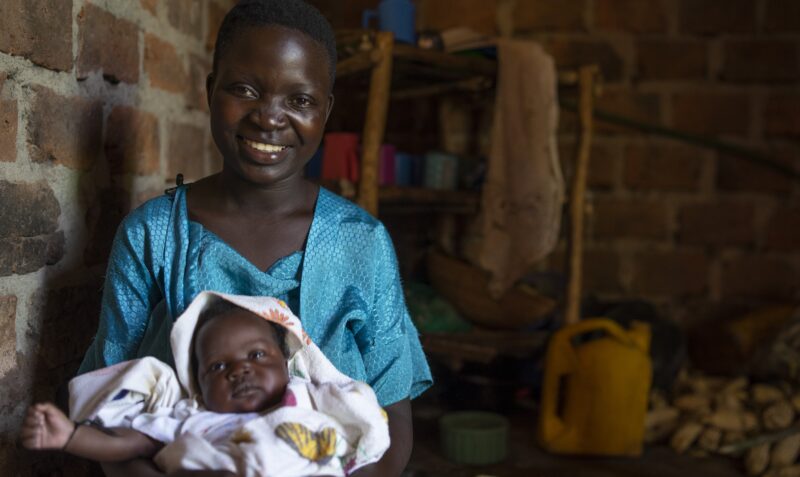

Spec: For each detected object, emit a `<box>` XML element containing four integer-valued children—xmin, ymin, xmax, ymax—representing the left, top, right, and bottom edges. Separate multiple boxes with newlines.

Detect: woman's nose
<box><xmin>251</xmin><ymin>100</ymin><xmax>287</xmax><ymax>130</ymax></box>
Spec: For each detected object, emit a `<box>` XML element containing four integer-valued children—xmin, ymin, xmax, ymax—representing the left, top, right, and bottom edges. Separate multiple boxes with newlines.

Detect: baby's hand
<box><xmin>20</xmin><ymin>403</ymin><xmax>75</xmax><ymax>450</ymax></box>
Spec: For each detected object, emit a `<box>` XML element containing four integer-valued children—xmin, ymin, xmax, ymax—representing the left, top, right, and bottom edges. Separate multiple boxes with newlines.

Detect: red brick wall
<box><xmin>0</xmin><ymin>0</ymin><xmax>232</xmax><ymax>472</ymax></box>
<box><xmin>315</xmin><ymin>0</ymin><xmax>800</xmax><ymax>323</ymax></box>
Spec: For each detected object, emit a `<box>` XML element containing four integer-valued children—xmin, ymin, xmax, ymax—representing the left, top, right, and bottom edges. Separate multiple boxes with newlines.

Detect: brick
<box><xmin>593</xmin><ymin>198</ymin><xmax>669</xmax><ymax>240</ymax></box>
<box><xmin>679</xmin><ymin>0</ymin><xmax>755</xmax><ymax>34</ymax></box>
<box><xmin>765</xmin><ymin>206</ymin><xmax>800</xmax><ymax>252</ymax></box>
<box><xmin>0</xmin><ymin>233</ymin><xmax>65</xmax><ymax>277</ymax></box>
<box><xmin>559</xmin><ymin>141</ymin><xmax>618</xmax><ymax>189</ymax></box>
<box><xmin>513</xmin><ymin>0</ymin><xmax>587</xmax><ymax>32</ymax></box>
<box><xmin>0</xmin><ymin>0</ymin><xmax>73</xmax><ymax>72</ymax></box>
<box><xmin>721</xmin><ymin>256</ymin><xmax>798</xmax><ymax>301</ymax></box>
<box><xmin>765</xmin><ymin>94</ymin><xmax>800</xmax><ymax>138</ymax></box>
<box><xmin>632</xmin><ymin>250</ymin><xmax>709</xmax><ymax>296</ymax></box>
<box><xmin>77</xmin><ymin>4</ymin><xmax>139</xmax><ymax>84</ymax></box>
<box><xmin>168</xmin><ymin>0</ymin><xmax>203</xmax><ymax>41</ymax></box>
<box><xmin>624</xmin><ymin>144</ymin><xmax>705</xmax><ymax>191</ymax></box>
<box><xmin>141</xmin><ymin>0</ymin><xmax>158</xmax><ymax>16</ymax></box>
<box><xmin>187</xmin><ymin>53</ymin><xmax>211</xmax><ymax>111</ymax></box>
<box><xmin>36</xmin><ymin>281</ymin><xmax>103</xmax><ymax>368</ymax></box>
<box><xmin>583</xmin><ymin>249</ymin><xmax>624</xmax><ymax>294</ymax></box>
<box><xmin>145</xmin><ymin>34</ymin><xmax>189</xmax><ymax>93</ymax></box>
<box><xmin>417</xmin><ymin>0</ymin><xmax>498</xmax><ymax>36</ymax></box>
<box><xmin>28</xmin><ymin>86</ymin><xmax>103</xmax><ymax>170</ymax></box>
<box><xmin>595</xmin><ymin>0</ymin><xmax>667</xmax><ymax>33</ymax></box>
<box><xmin>207</xmin><ymin>1</ymin><xmax>229</xmax><ymax>51</ymax></box>
<box><xmin>636</xmin><ymin>40</ymin><xmax>708</xmax><ymax>80</ymax></box>
<box><xmin>105</xmin><ymin>106</ymin><xmax>160</xmax><ymax>175</ymax></box>
<box><xmin>543</xmin><ymin>39</ymin><xmax>624</xmax><ymax>82</ymax></box>
<box><xmin>595</xmin><ymin>92</ymin><xmax>662</xmax><ymax>134</ymax></box>
<box><xmin>167</xmin><ymin>122</ymin><xmax>206</xmax><ymax>180</ymax></box>
<box><xmin>678</xmin><ymin>202</ymin><xmax>755</xmax><ymax>246</ymax></box>
<box><xmin>586</xmin><ymin>144</ymin><xmax>619</xmax><ymax>189</ymax></box>
<box><xmin>0</xmin><ymin>181</ymin><xmax>60</xmax><ymax>237</ymax></box>
<box><xmin>0</xmin><ymin>296</ymin><xmax>17</xmax><ymax>377</ymax></box>
<box><xmin>0</xmin><ymin>98</ymin><xmax>17</xmax><ymax>163</ymax></box>
<box><xmin>672</xmin><ymin>93</ymin><xmax>750</xmax><ymax>136</ymax></box>
<box><xmin>84</xmin><ymin>188</ymin><xmax>131</xmax><ymax>266</ymax></box>
<box><xmin>717</xmin><ymin>152</ymin><xmax>795</xmax><ymax>195</ymax></box>
<box><xmin>722</xmin><ymin>40</ymin><xmax>799</xmax><ymax>83</ymax></box>
<box><xmin>765</xmin><ymin>0</ymin><xmax>800</xmax><ymax>32</ymax></box>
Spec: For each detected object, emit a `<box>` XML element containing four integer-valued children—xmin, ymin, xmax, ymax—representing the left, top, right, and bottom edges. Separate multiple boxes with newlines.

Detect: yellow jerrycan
<box><xmin>538</xmin><ymin>318</ymin><xmax>652</xmax><ymax>456</ymax></box>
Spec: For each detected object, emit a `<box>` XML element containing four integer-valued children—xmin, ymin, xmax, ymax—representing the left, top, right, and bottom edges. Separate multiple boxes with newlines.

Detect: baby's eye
<box><xmin>250</xmin><ymin>350</ymin><xmax>266</xmax><ymax>360</ymax></box>
<box><xmin>209</xmin><ymin>362</ymin><xmax>227</xmax><ymax>373</ymax></box>
<box><xmin>230</xmin><ymin>85</ymin><xmax>257</xmax><ymax>99</ymax></box>
<box><xmin>289</xmin><ymin>95</ymin><xmax>315</xmax><ymax>109</ymax></box>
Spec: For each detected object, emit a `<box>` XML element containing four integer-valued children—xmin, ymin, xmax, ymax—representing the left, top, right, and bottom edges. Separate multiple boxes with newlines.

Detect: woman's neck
<box><xmin>212</xmin><ymin>170</ymin><xmax>314</xmax><ymax>217</ymax></box>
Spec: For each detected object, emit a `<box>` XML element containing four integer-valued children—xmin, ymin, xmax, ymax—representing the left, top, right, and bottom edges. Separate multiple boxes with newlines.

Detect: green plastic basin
<box><xmin>439</xmin><ymin>411</ymin><xmax>509</xmax><ymax>465</ymax></box>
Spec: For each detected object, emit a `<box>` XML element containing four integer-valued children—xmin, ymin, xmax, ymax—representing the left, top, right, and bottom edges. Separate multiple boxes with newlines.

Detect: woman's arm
<box><xmin>350</xmin><ymin>399</ymin><xmax>413</xmax><ymax>477</ymax></box>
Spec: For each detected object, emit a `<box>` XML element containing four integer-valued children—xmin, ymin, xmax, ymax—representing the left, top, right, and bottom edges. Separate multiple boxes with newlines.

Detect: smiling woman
<box><xmin>72</xmin><ymin>1</ymin><xmax>431</xmax><ymax>476</ymax></box>
<box><xmin>207</xmin><ymin>25</ymin><xmax>334</xmax><ymax>189</ymax></box>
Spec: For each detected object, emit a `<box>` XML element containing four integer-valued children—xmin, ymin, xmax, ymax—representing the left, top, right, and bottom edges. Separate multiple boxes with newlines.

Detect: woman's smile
<box><xmin>238</xmin><ymin>135</ymin><xmax>292</xmax><ymax>165</ymax></box>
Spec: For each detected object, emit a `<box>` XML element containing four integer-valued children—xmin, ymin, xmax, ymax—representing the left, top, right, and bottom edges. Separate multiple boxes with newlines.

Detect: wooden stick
<box><xmin>563</xmin><ymin>65</ymin><xmax>599</xmax><ymax>326</ymax></box>
<box><xmin>718</xmin><ymin>426</ymin><xmax>800</xmax><ymax>455</ymax></box>
<box><xmin>357</xmin><ymin>31</ymin><xmax>394</xmax><ymax>216</ymax></box>
<box><xmin>336</xmin><ymin>50</ymin><xmax>378</xmax><ymax>79</ymax></box>
<box><xmin>390</xmin><ymin>77</ymin><xmax>492</xmax><ymax>100</ymax></box>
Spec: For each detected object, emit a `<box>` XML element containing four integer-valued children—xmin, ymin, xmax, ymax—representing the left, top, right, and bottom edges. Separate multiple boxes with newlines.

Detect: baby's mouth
<box><xmin>232</xmin><ymin>382</ymin><xmax>260</xmax><ymax>398</ymax></box>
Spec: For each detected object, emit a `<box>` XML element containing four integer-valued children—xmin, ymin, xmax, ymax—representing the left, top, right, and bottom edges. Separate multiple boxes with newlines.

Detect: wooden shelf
<box><xmin>314</xmin><ymin>181</ymin><xmax>479</xmax><ymax>214</ymax></box>
<box><xmin>378</xmin><ymin>186</ymin><xmax>480</xmax><ymax>214</ymax></box>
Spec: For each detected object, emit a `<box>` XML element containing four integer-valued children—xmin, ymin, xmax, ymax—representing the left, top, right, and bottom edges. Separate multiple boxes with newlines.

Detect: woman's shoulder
<box><xmin>318</xmin><ymin>187</ymin><xmax>381</xmax><ymax>228</ymax></box>
<box><xmin>117</xmin><ymin>189</ymin><xmax>179</xmax><ymax>234</ymax></box>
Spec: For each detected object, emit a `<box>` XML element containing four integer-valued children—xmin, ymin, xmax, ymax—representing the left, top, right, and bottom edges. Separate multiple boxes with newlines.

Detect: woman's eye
<box><xmin>209</xmin><ymin>362</ymin><xmax>226</xmax><ymax>372</ymax></box>
<box><xmin>231</xmin><ymin>85</ymin><xmax>257</xmax><ymax>99</ymax></box>
<box><xmin>250</xmin><ymin>350</ymin><xmax>266</xmax><ymax>360</ymax></box>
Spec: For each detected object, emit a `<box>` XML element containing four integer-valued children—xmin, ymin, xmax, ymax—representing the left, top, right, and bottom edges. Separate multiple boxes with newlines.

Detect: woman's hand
<box><xmin>20</xmin><ymin>403</ymin><xmax>75</xmax><ymax>450</ymax></box>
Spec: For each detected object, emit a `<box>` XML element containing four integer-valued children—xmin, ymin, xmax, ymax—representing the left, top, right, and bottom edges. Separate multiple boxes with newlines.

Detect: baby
<box><xmin>21</xmin><ymin>292</ymin><xmax>389</xmax><ymax>476</ymax></box>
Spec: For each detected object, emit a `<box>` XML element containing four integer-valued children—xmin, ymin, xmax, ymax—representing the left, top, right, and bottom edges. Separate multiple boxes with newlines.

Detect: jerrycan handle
<box><xmin>539</xmin><ymin>318</ymin><xmax>635</xmax><ymax>442</ymax></box>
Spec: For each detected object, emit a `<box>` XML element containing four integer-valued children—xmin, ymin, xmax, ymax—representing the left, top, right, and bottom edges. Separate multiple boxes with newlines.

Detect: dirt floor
<box><xmin>405</xmin><ymin>400</ymin><xmax>745</xmax><ymax>477</ymax></box>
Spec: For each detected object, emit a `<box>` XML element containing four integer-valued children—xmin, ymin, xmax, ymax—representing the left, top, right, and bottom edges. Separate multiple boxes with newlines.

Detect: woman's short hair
<box><xmin>213</xmin><ymin>0</ymin><xmax>337</xmax><ymax>86</ymax></box>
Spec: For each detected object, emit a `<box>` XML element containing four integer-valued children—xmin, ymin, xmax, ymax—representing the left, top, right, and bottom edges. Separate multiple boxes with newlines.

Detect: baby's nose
<box><xmin>227</xmin><ymin>361</ymin><xmax>252</xmax><ymax>380</ymax></box>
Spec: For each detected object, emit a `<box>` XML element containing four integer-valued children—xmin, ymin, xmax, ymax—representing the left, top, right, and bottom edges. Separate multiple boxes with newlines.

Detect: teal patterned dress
<box><xmin>79</xmin><ymin>186</ymin><xmax>432</xmax><ymax>406</ymax></box>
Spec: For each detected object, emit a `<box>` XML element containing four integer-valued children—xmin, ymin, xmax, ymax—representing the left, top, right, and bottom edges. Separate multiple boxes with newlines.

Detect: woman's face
<box><xmin>207</xmin><ymin>25</ymin><xmax>333</xmax><ymax>187</ymax></box>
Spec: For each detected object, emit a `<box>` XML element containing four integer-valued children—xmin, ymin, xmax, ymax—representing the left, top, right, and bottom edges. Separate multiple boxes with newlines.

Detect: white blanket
<box><xmin>69</xmin><ymin>292</ymin><xmax>390</xmax><ymax>476</ymax></box>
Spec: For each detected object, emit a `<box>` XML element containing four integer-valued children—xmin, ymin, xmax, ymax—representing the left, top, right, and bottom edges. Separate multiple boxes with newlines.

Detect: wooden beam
<box><xmin>564</xmin><ymin>65</ymin><xmax>599</xmax><ymax>326</ymax></box>
<box><xmin>357</xmin><ymin>31</ymin><xmax>394</xmax><ymax>216</ymax></box>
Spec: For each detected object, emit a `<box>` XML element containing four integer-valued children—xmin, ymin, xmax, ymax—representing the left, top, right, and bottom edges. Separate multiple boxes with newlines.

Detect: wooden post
<box><xmin>357</xmin><ymin>31</ymin><xmax>394</xmax><ymax>216</ymax></box>
<box><xmin>564</xmin><ymin>65</ymin><xmax>599</xmax><ymax>326</ymax></box>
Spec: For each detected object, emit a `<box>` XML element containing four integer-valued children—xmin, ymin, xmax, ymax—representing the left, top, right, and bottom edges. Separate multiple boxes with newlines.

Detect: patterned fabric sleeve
<box><xmin>78</xmin><ymin>200</ymin><xmax>167</xmax><ymax>374</ymax></box>
<box><xmin>356</xmin><ymin>224</ymin><xmax>433</xmax><ymax>406</ymax></box>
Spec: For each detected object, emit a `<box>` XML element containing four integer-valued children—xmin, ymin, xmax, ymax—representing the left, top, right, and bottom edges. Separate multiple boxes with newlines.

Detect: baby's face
<box><xmin>195</xmin><ymin>309</ymin><xmax>289</xmax><ymax>413</ymax></box>
<box><xmin>207</xmin><ymin>24</ymin><xmax>333</xmax><ymax>188</ymax></box>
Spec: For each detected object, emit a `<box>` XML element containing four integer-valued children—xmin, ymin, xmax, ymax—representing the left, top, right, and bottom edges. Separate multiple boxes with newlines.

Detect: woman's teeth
<box><xmin>244</xmin><ymin>138</ymin><xmax>287</xmax><ymax>153</ymax></box>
